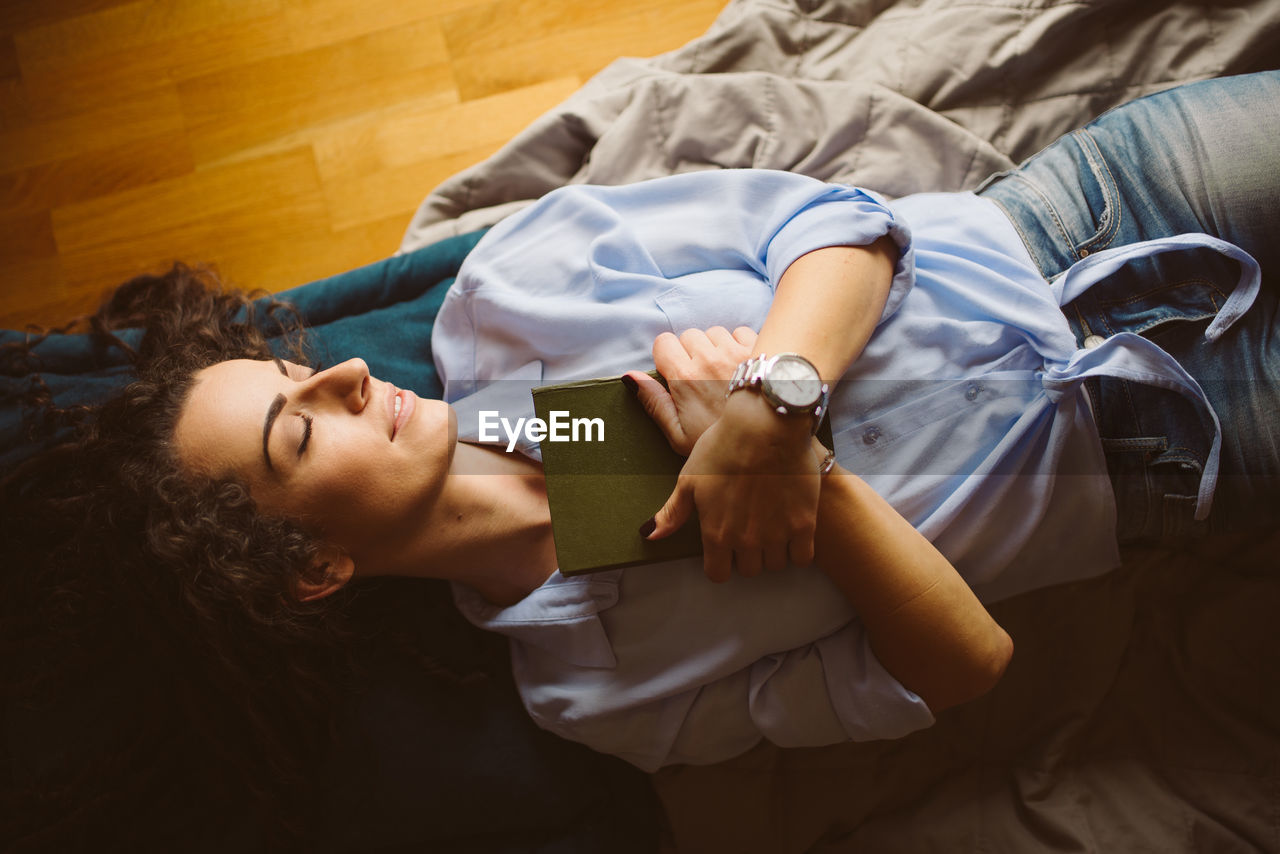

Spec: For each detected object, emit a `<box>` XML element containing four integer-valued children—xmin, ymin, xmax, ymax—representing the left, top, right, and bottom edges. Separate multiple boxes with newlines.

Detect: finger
<box><xmin>653</xmin><ymin>331</ymin><xmax>693</xmax><ymax>377</ymax></box>
<box><xmin>763</xmin><ymin>541</ymin><xmax>789</xmax><ymax>573</ymax></box>
<box><xmin>787</xmin><ymin>532</ymin><xmax>815</xmax><ymax>568</ymax></box>
<box><xmin>678</xmin><ymin>328</ymin><xmax>717</xmax><ymax>366</ymax></box>
<box><xmin>704</xmin><ymin>327</ymin><xmax>745</xmax><ymax>374</ymax></box>
<box><xmin>702</xmin><ymin>538</ymin><xmax>733</xmax><ymax>584</ymax></box>
<box><xmin>625</xmin><ymin>371</ymin><xmax>689</xmax><ymax>452</ymax></box>
<box><xmin>732</xmin><ymin>326</ymin><xmax>759</xmax><ymax>348</ymax></box>
<box><xmin>646</xmin><ymin>479</ymin><xmax>696</xmax><ymax>541</ymax></box>
<box><xmin>705</xmin><ymin>326</ymin><xmax>735</xmax><ymax>348</ymax></box>
<box><xmin>735</xmin><ymin>547</ymin><xmax>763</xmax><ymax>579</ymax></box>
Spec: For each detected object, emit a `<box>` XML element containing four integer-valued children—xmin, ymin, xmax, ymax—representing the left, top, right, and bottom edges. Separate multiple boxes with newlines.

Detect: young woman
<box><xmin>4</xmin><ymin>69</ymin><xmax>1277</xmax><ymax>832</ymax></box>
<box><xmin>153</xmin><ymin>70</ymin><xmax>1280</xmax><ymax>770</ymax></box>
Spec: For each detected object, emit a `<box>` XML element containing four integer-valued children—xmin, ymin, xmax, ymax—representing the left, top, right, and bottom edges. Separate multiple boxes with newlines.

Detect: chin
<box><xmin>446</xmin><ymin>404</ymin><xmax>459</xmax><ymax>464</ymax></box>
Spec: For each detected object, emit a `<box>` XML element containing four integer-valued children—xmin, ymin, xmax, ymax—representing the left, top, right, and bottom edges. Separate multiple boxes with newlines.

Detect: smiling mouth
<box><xmin>391</xmin><ymin>387</ymin><xmax>416</xmax><ymax>440</ymax></box>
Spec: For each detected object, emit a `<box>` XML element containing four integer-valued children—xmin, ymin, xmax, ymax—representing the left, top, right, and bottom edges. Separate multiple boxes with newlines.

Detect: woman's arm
<box><xmin>813</xmin><ymin>457</ymin><xmax>1013</xmax><ymax>711</ymax></box>
<box><xmin>647</xmin><ymin>238</ymin><xmax>899</xmax><ymax>580</ymax></box>
<box><xmin>630</xmin><ymin>331</ymin><xmax>1013</xmax><ymax>712</ymax></box>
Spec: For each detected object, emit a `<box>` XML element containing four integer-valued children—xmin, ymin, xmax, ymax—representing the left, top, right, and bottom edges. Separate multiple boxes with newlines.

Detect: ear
<box><xmin>293</xmin><ymin>545</ymin><xmax>356</xmax><ymax>602</ymax></box>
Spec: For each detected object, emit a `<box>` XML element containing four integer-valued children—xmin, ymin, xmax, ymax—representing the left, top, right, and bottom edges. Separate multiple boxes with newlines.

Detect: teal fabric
<box><xmin>1</xmin><ymin>229</ymin><xmax>486</xmax><ymax>473</ymax></box>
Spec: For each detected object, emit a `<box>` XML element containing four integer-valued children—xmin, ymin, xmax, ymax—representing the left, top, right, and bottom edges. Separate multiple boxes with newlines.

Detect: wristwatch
<box><xmin>726</xmin><ymin>353</ymin><xmax>830</xmax><ymax>434</ymax></box>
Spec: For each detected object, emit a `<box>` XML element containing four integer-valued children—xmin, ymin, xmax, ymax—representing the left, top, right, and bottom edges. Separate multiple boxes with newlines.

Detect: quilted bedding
<box><xmin>398</xmin><ymin>1</ymin><xmax>1280</xmax><ymax>851</ymax></box>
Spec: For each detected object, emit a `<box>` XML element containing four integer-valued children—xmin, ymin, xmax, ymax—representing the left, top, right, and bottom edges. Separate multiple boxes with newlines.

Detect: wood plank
<box><xmin>13</xmin><ymin>0</ymin><xmax>280</xmax><ymax>66</ymax></box>
<box><xmin>15</xmin><ymin>17</ymin><xmax>294</xmax><ymax>118</ymax></box>
<box><xmin>215</xmin><ymin>213</ymin><xmax>411</xmax><ymax>296</ymax></box>
<box><xmin>0</xmin><ymin>131</ymin><xmax>193</xmax><ymax>216</ymax></box>
<box><xmin>0</xmin><ymin>75</ymin><xmax>30</xmax><ymax>130</ymax></box>
<box><xmin>282</xmin><ymin>0</ymin><xmax>465</xmax><ymax>54</ymax></box>
<box><xmin>0</xmin><ymin>0</ymin><xmax>132</xmax><ymax>36</ymax></box>
<box><xmin>0</xmin><ymin>257</ymin><xmax>74</xmax><ymax>332</ymax></box>
<box><xmin>443</xmin><ymin>0</ymin><xmax>649</xmax><ymax>56</ymax></box>
<box><xmin>0</xmin><ymin>83</ymin><xmax>184</xmax><ymax>173</ymax></box>
<box><xmin>313</xmin><ymin>76</ymin><xmax>581</xmax><ymax>184</ymax></box>
<box><xmin>0</xmin><ymin>34</ymin><xmax>18</xmax><ymax>80</ymax></box>
<box><xmin>323</xmin><ymin>145</ymin><xmax>505</xmax><ymax>233</ymax></box>
<box><xmin>179</xmin><ymin>20</ymin><xmax>454</xmax><ymax>166</ymax></box>
<box><xmin>449</xmin><ymin>0</ymin><xmax>723</xmax><ymax>100</ymax></box>
<box><xmin>16</xmin><ymin>2</ymin><xmax>458</xmax><ymax>120</ymax></box>
<box><xmin>51</xmin><ymin>146</ymin><xmax>323</xmax><ymax>254</ymax></box>
<box><xmin>0</xmin><ymin>210</ymin><xmax>56</xmax><ymax>262</ymax></box>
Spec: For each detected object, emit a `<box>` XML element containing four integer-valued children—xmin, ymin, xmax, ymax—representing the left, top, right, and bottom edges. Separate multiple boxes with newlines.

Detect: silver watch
<box><xmin>726</xmin><ymin>353</ymin><xmax>829</xmax><ymax>433</ymax></box>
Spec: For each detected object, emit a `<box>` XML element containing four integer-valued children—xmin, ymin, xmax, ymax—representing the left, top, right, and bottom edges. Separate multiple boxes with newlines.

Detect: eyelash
<box><xmin>297</xmin><ymin>414</ymin><xmax>313</xmax><ymax>458</ymax></box>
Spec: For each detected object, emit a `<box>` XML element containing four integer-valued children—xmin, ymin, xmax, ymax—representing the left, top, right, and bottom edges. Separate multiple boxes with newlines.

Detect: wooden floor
<box><xmin>0</xmin><ymin>0</ymin><xmax>726</xmax><ymax>330</ymax></box>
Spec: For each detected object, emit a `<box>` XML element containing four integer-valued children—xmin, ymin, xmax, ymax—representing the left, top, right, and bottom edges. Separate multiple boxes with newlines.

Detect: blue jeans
<box><xmin>977</xmin><ymin>71</ymin><xmax>1280</xmax><ymax>544</ymax></box>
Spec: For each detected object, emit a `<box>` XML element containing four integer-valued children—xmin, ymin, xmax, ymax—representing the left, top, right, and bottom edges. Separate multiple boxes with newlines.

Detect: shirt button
<box><xmin>1083</xmin><ymin>334</ymin><xmax>1106</xmax><ymax>349</ymax></box>
<box><xmin>862</xmin><ymin>426</ymin><xmax>881</xmax><ymax>445</ymax></box>
<box><xmin>965</xmin><ymin>384</ymin><xmax>980</xmax><ymax>401</ymax></box>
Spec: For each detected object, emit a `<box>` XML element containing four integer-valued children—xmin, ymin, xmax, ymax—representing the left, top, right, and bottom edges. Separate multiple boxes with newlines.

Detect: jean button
<box><xmin>1083</xmin><ymin>334</ymin><xmax>1106</xmax><ymax>349</ymax></box>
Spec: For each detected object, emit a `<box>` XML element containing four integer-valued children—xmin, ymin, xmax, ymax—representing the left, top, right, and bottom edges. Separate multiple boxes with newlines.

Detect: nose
<box><xmin>303</xmin><ymin>358</ymin><xmax>370</xmax><ymax>412</ymax></box>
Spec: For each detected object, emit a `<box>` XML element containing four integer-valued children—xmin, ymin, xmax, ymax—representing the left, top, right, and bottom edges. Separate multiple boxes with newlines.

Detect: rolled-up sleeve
<box><xmin>512</xmin><ymin>619</ymin><xmax>936</xmax><ymax>773</ymax></box>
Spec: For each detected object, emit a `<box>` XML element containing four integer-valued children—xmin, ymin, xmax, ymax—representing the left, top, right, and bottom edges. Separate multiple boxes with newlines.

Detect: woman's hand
<box><xmin>623</xmin><ymin>326</ymin><xmax>757</xmax><ymax>455</ymax></box>
<box><xmin>627</xmin><ymin>326</ymin><xmax>824</xmax><ymax>583</ymax></box>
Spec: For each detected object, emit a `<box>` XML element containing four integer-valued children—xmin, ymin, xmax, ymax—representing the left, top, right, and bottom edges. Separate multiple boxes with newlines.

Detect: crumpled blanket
<box><xmin>402</xmin><ymin>0</ymin><xmax>1280</xmax><ymax>252</ymax></box>
<box><xmin>397</xmin><ymin>1</ymin><xmax>1280</xmax><ymax>852</ymax></box>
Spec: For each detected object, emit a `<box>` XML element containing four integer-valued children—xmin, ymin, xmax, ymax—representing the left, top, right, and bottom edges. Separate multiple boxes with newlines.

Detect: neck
<box><xmin>358</xmin><ymin>442</ymin><xmax>557</xmax><ymax>605</ymax></box>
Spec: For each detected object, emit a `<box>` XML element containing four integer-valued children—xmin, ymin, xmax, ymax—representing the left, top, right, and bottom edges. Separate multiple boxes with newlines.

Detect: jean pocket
<box><xmin>1101</xmin><ymin>435</ymin><xmax>1207</xmax><ymax>543</ymax></box>
<box><xmin>1149</xmin><ymin>450</ymin><xmax>1208</xmax><ymax>541</ymax></box>
<box><xmin>1070</xmin><ymin>129</ymin><xmax>1122</xmax><ymax>256</ymax></box>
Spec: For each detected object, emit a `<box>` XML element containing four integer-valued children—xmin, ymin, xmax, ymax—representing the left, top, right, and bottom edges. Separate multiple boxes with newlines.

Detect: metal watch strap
<box><xmin>726</xmin><ymin>353</ymin><xmax>829</xmax><ymax>434</ymax></box>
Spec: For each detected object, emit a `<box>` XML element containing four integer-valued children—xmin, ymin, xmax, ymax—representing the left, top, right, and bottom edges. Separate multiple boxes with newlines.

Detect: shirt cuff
<box><xmin>764</xmin><ymin>187</ymin><xmax>916</xmax><ymax>326</ymax></box>
<box><xmin>814</xmin><ymin>619</ymin><xmax>937</xmax><ymax>741</ymax></box>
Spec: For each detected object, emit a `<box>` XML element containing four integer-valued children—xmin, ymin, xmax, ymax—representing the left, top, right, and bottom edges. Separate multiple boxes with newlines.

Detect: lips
<box><xmin>390</xmin><ymin>385</ymin><xmax>416</xmax><ymax>441</ymax></box>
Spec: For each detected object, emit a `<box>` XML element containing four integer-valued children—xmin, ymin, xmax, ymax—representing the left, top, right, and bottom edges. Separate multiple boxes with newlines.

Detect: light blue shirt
<box><xmin>432</xmin><ymin>169</ymin><xmax>1260</xmax><ymax>771</ymax></box>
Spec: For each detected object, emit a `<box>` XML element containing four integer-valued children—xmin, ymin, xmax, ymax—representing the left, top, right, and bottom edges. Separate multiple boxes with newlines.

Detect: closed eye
<box><xmin>297</xmin><ymin>414</ymin><xmax>312</xmax><ymax>458</ymax></box>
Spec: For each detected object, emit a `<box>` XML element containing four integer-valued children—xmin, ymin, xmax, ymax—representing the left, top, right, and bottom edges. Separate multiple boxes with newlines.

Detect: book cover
<box><xmin>532</xmin><ymin>373</ymin><xmax>831</xmax><ymax>576</ymax></box>
<box><xmin>532</xmin><ymin>373</ymin><xmax>699</xmax><ymax>575</ymax></box>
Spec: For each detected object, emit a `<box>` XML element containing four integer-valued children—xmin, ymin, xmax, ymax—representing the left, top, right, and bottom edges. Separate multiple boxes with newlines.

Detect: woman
<box><xmin>5</xmin><ymin>71</ymin><xmax>1277</xmax><ymax>818</ymax></box>
<box><xmin>167</xmin><ymin>70</ymin><xmax>1280</xmax><ymax>770</ymax></box>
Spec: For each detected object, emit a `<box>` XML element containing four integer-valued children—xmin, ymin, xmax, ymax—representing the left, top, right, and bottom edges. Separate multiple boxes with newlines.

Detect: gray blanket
<box><xmin>402</xmin><ymin>1</ymin><xmax>1280</xmax><ymax>851</ymax></box>
<box><xmin>403</xmin><ymin>0</ymin><xmax>1280</xmax><ymax>250</ymax></box>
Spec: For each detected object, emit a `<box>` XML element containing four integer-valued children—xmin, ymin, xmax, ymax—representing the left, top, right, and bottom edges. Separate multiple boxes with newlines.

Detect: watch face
<box><xmin>766</xmin><ymin>355</ymin><xmax>822</xmax><ymax>407</ymax></box>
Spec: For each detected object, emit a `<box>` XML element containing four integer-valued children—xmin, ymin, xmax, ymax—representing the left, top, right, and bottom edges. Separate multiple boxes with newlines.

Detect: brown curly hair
<box><xmin>1</xmin><ymin>265</ymin><xmax>494</xmax><ymax>851</ymax></box>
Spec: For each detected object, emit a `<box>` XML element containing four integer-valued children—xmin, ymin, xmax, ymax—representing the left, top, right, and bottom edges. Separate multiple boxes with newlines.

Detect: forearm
<box><xmin>754</xmin><ymin>237</ymin><xmax>897</xmax><ymax>380</ymax></box>
<box><xmin>814</xmin><ymin>463</ymin><xmax>1014</xmax><ymax>712</ymax></box>
<box><xmin>721</xmin><ymin>237</ymin><xmax>898</xmax><ymax>440</ymax></box>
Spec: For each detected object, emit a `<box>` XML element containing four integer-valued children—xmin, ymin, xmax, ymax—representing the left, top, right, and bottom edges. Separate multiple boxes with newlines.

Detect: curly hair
<box><xmin>0</xmin><ymin>265</ymin><xmax>499</xmax><ymax>851</ymax></box>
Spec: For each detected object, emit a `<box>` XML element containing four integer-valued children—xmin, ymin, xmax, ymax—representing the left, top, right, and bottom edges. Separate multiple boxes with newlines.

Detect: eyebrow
<box><xmin>262</xmin><ymin>393</ymin><xmax>286</xmax><ymax>473</ymax></box>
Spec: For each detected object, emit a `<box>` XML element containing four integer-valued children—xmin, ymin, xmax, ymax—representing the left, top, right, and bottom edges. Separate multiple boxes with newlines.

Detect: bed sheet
<box><xmin>398</xmin><ymin>1</ymin><xmax>1280</xmax><ymax>851</ymax></box>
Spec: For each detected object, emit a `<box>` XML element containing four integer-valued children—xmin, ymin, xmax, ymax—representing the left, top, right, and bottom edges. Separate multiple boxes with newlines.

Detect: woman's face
<box><xmin>174</xmin><ymin>357</ymin><xmax>458</xmax><ymax>561</ymax></box>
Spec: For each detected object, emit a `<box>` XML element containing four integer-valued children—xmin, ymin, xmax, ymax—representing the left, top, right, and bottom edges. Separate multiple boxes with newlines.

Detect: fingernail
<box><xmin>621</xmin><ymin>374</ymin><xmax>639</xmax><ymax>395</ymax></box>
<box><xmin>638</xmin><ymin>516</ymin><xmax>656</xmax><ymax>538</ymax></box>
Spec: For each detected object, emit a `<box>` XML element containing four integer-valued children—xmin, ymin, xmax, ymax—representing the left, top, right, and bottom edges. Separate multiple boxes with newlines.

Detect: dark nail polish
<box><xmin>638</xmin><ymin>517</ymin><xmax>656</xmax><ymax>538</ymax></box>
<box><xmin>621</xmin><ymin>374</ymin><xmax>639</xmax><ymax>395</ymax></box>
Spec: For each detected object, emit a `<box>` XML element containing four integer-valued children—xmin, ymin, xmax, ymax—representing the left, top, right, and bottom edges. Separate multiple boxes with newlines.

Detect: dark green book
<box><xmin>532</xmin><ymin>373</ymin><xmax>700</xmax><ymax>575</ymax></box>
<box><xmin>531</xmin><ymin>373</ymin><xmax>832</xmax><ymax>576</ymax></box>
